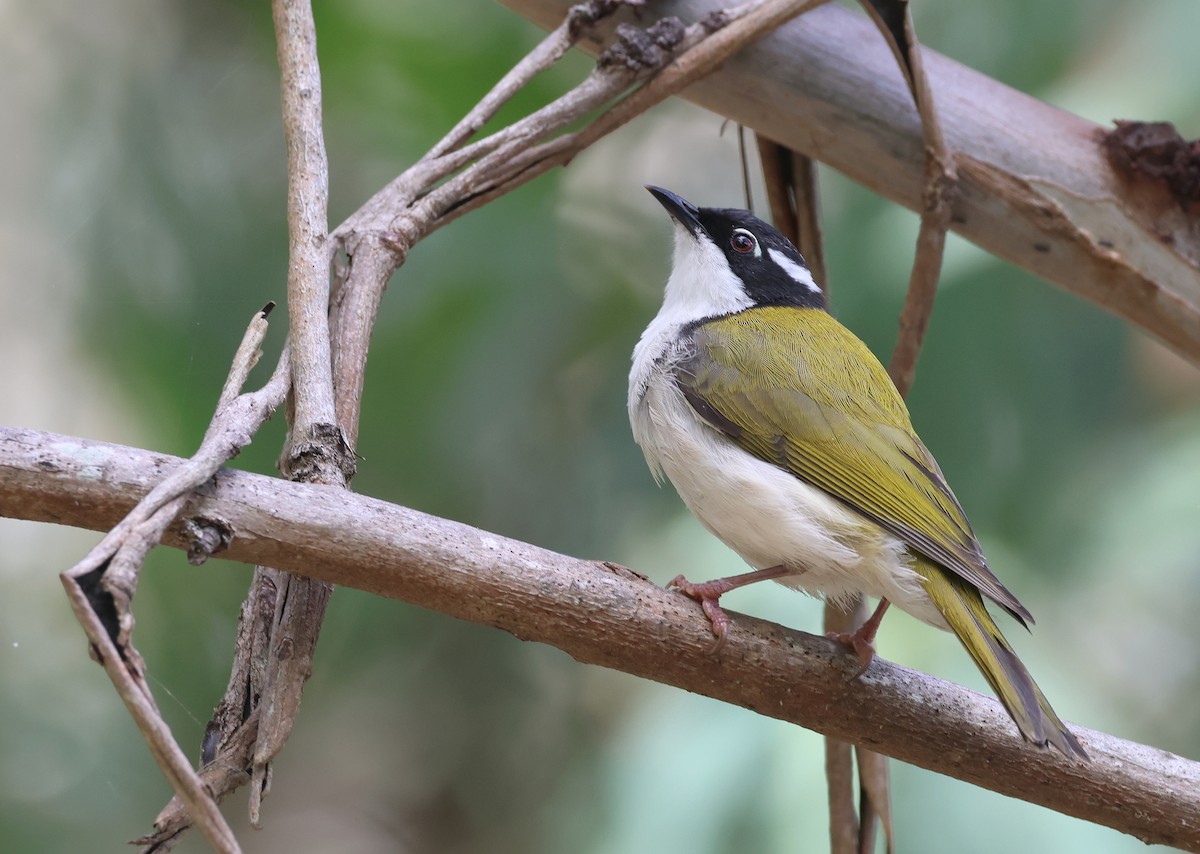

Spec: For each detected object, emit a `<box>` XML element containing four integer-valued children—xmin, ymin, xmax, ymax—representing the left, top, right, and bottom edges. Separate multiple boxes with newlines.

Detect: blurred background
<box><xmin>2</xmin><ymin>0</ymin><xmax>1199</xmax><ymax>851</ymax></box>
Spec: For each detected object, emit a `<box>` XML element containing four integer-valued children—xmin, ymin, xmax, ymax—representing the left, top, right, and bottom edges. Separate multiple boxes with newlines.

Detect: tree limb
<box><xmin>500</xmin><ymin>0</ymin><xmax>1200</xmax><ymax>365</ymax></box>
<box><xmin>4</xmin><ymin>426</ymin><xmax>1198</xmax><ymax>852</ymax></box>
<box><xmin>274</xmin><ymin>0</ymin><xmax>341</xmax><ymax>460</ymax></box>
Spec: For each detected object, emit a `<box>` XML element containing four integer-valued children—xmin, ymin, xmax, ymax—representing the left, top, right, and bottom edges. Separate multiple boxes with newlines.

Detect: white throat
<box><xmin>628</xmin><ymin>224</ymin><xmax>751</xmax><ymax>415</ymax></box>
<box><xmin>660</xmin><ymin>223</ymin><xmax>753</xmax><ymax>321</ymax></box>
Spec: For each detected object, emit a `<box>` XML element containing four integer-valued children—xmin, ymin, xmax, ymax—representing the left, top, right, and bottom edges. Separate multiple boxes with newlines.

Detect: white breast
<box><xmin>627</xmin><ymin>318</ymin><xmax>945</xmax><ymax>629</ymax></box>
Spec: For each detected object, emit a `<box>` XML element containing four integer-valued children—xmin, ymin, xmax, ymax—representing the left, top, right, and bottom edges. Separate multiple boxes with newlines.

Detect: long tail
<box><xmin>918</xmin><ymin>560</ymin><xmax>1087</xmax><ymax>760</ymax></box>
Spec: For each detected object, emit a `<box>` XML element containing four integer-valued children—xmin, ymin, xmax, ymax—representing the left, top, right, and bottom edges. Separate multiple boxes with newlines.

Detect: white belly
<box><xmin>630</xmin><ymin>368</ymin><xmax>947</xmax><ymax>630</ymax></box>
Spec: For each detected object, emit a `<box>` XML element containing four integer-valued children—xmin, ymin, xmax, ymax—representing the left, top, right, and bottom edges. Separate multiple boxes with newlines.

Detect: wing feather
<box><xmin>676</xmin><ymin>307</ymin><xmax>1032</xmax><ymax>625</ymax></box>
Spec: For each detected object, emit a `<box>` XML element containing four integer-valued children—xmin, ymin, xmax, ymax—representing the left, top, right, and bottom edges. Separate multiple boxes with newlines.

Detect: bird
<box><xmin>627</xmin><ymin>184</ymin><xmax>1086</xmax><ymax>759</ymax></box>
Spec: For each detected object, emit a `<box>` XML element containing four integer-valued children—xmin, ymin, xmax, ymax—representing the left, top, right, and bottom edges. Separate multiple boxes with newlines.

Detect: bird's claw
<box><xmin>826</xmin><ymin>629</ymin><xmax>876</xmax><ymax>680</ymax></box>
<box><xmin>668</xmin><ymin>574</ymin><xmax>732</xmax><ymax>653</ymax></box>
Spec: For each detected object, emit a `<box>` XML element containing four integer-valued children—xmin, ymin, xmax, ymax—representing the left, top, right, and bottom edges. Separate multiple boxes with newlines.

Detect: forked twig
<box><xmin>60</xmin><ymin>304</ymin><xmax>288</xmax><ymax>854</ymax></box>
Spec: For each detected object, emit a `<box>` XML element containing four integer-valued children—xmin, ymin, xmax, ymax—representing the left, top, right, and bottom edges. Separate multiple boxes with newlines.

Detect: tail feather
<box><xmin>918</xmin><ymin>561</ymin><xmax>1087</xmax><ymax>761</ymax></box>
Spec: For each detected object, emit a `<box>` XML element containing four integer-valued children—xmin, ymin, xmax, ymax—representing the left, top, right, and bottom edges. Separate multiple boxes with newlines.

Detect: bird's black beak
<box><xmin>645</xmin><ymin>185</ymin><xmax>704</xmax><ymax>237</ymax></box>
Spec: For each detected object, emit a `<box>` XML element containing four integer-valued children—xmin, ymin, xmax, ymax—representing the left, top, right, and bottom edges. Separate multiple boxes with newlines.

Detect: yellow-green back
<box><xmin>675</xmin><ymin>306</ymin><xmax>1029</xmax><ymax>624</ymax></box>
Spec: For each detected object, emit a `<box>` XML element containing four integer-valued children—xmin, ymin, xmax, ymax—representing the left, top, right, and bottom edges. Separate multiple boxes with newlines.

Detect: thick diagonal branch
<box><xmin>4</xmin><ymin>427</ymin><xmax>1199</xmax><ymax>853</ymax></box>
<box><xmin>502</xmin><ymin>0</ymin><xmax>1200</xmax><ymax>365</ymax></box>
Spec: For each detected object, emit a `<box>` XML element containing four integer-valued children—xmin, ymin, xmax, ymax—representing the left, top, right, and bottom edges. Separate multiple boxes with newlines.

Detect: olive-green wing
<box><xmin>676</xmin><ymin>307</ymin><xmax>1031</xmax><ymax>625</ymax></box>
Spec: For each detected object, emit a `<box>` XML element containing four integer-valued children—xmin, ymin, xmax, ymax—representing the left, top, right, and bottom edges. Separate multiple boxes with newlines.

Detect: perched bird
<box><xmin>628</xmin><ymin>185</ymin><xmax>1086</xmax><ymax>759</ymax></box>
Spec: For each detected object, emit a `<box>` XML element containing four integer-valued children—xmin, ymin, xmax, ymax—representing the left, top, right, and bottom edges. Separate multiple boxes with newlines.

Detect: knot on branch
<box><xmin>280</xmin><ymin>422</ymin><xmax>356</xmax><ymax>485</ymax></box>
<box><xmin>1103</xmin><ymin>120</ymin><xmax>1200</xmax><ymax>210</ymax></box>
<box><xmin>184</xmin><ymin>515</ymin><xmax>235</xmax><ymax>565</ymax></box>
<box><xmin>699</xmin><ymin>9</ymin><xmax>732</xmax><ymax>33</ymax></box>
<box><xmin>566</xmin><ymin>0</ymin><xmax>643</xmax><ymax>42</ymax></box>
<box><xmin>598</xmin><ymin>18</ymin><xmax>686</xmax><ymax>72</ymax></box>
<box><xmin>921</xmin><ymin>163</ymin><xmax>959</xmax><ymax>218</ymax></box>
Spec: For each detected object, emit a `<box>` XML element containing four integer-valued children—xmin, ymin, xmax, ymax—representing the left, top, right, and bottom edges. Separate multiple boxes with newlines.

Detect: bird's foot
<box><xmin>668</xmin><ymin>574</ymin><xmax>735</xmax><ymax>653</ymax></box>
<box><xmin>667</xmin><ymin>565</ymin><xmax>792</xmax><ymax>654</ymax></box>
<box><xmin>827</xmin><ymin>598</ymin><xmax>892</xmax><ymax>680</ymax></box>
<box><xmin>826</xmin><ymin>627</ymin><xmax>877</xmax><ymax>680</ymax></box>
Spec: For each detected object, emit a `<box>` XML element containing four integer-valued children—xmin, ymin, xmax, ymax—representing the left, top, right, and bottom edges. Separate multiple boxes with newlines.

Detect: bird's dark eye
<box><xmin>730</xmin><ymin>229</ymin><xmax>757</xmax><ymax>254</ymax></box>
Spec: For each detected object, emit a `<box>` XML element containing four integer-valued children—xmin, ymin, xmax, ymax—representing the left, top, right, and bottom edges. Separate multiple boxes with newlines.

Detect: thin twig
<box><xmin>335</xmin><ymin>1</ymin><xmax>637</xmax><ymax>248</ymax></box>
<box><xmin>220</xmin><ymin>2</ymin><xmax>349</xmax><ymax>833</ymax></box>
<box><xmin>859</xmin><ymin>0</ymin><xmax>957</xmax><ymax>397</ymax></box>
<box><xmin>824</xmin><ymin>599</ymin><xmax>867</xmax><ymax>854</ymax></box>
<box><xmin>423</xmin><ymin>0</ymin><xmax>638</xmax><ymax>161</ymax></box>
<box><xmin>406</xmin><ymin>0</ymin><xmax>831</xmax><ymax>239</ymax></box>
<box><xmin>273</xmin><ymin>0</ymin><xmax>341</xmax><ymax>455</ymax></box>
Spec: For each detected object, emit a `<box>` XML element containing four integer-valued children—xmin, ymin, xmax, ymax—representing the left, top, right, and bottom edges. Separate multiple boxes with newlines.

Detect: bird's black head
<box><xmin>646</xmin><ymin>185</ymin><xmax>827</xmax><ymax>311</ymax></box>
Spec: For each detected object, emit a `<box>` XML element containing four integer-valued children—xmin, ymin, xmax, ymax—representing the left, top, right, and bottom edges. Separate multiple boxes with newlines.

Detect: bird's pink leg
<box><xmin>668</xmin><ymin>565</ymin><xmax>792</xmax><ymax>653</ymax></box>
<box><xmin>827</xmin><ymin>598</ymin><xmax>891</xmax><ymax>678</ymax></box>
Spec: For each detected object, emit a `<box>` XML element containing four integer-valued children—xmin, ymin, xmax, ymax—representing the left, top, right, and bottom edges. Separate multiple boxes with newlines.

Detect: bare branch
<box><xmin>424</xmin><ymin>0</ymin><xmax>635</xmax><ymax>160</ymax></box>
<box><xmin>824</xmin><ymin>599</ymin><xmax>868</xmax><ymax>854</ymax></box>
<box><xmin>7</xmin><ymin>427</ymin><xmax>1198</xmax><ymax>852</ymax></box>
<box><xmin>273</xmin><ymin>0</ymin><xmax>342</xmax><ymax>465</ymax></box>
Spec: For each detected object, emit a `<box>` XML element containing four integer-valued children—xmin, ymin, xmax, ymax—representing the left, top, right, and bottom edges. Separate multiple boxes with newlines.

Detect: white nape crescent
<box><xmin>768</xmin><ymin>247</ymin><xmax>820</xmax><ymax>293</ymax></box>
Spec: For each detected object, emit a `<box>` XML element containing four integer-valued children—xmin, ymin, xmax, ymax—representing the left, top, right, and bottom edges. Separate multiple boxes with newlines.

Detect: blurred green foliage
<box><xmin>2</xmin><ymin>1</ymin><xmax>1198</xmax><ymax>851</ymax></box>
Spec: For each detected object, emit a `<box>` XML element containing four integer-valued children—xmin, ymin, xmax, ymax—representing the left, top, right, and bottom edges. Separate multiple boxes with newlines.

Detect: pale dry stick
<box><xmin>273</xmin><ymin>0</ymin><xmax>340</xmax><ymax>456</ymax></box>
<box><xmin>9</xmin><ymin>430</ymin><xmax>1200</xmax><ymax>852</ymax></box>
<box><xmin>65</xmin><ymin>307</ymin><xmax>286</xmax><ymax>639</ymax></box>
<box><xmin>62</xmin><ymin>568</ymin><xmax>242</xmax><ymax>854</ymax></box>
<box><xmin>342</xmin><ymin>0</ymin><xmax>637</xmax><ymax>242</ymax></box>
<box><xmin>341</xmin><ymin>6</ymin><xmax>721</xmax><ymax>249</ymax></box>
<box><xmin>407</xmin><ymin>0</ymin><xmax>834</xmax><ymax>238</ymax></box>
<box><xmin>236</xmin><ymin>0</ymin><xmax>348</xmax><ymax>830</ymax></box>
<box><xmin>424</xmin><ymin>0</ymin><xmax>640</xmax><ymax>160</ymax></box>
<box><xmin>57</xmin><ymin>305</ymin><xmax>288</xmax><ymax>854</ymax></box>
<box><xmin>823</xmin><ymin>600</ymin><xmax>868</xmax><ymax>854</ymax></box>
